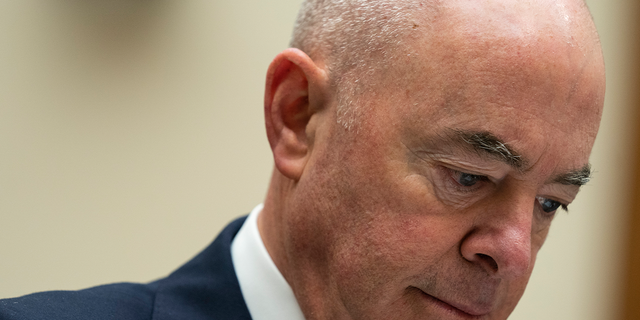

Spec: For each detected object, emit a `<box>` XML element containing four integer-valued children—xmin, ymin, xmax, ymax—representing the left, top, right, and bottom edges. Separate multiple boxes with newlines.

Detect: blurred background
<box><xmin>0</xmin><ymin>0</ymin><xmax>638</xmax><ymax>319</ymax></box>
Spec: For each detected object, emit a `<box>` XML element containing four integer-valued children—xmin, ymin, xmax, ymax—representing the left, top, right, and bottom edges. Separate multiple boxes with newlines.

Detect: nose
<box><xmin>459</xmin><ymin>198</ymin><xmax>533</xmax><ymax>279</ymax></box>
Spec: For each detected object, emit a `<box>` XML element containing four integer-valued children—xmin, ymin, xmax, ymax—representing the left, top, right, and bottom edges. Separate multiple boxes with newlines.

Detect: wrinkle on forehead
<box><xmin>393</xmin><ymin>0</ymin><xmax>604</xmax><ymax>131</ymax></box>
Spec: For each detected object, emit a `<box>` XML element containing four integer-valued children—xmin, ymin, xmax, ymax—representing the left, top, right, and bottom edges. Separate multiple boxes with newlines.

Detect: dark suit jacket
<box><xmin>0</xmin><ymin>217</ymin><xmax>253</xmax><ymax>320</ymax></box>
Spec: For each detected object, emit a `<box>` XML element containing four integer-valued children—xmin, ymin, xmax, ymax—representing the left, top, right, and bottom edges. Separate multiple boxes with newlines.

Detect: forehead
<box><xmin>358</xmin><ymin>3</ymin><xmax>604</xmax><ymax>174</ymax></box>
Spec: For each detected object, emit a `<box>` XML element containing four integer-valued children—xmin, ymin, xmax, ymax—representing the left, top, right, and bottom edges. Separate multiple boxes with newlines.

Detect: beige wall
<box><xmin>0</xmin><ymin>0</ymin><xmax>294</xmax><ymax>297</ymax></box>
<box><xmin>0</xmin><ymin>1</ymin><xmax>636</xmax><ymax>319</ymax></box>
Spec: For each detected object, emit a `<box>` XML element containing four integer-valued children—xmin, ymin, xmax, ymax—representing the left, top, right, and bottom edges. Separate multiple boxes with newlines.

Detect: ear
<box><xmin>264</xmin><ymin>48</ymin><xmax>327</xmax><ymax>181</ymax></box>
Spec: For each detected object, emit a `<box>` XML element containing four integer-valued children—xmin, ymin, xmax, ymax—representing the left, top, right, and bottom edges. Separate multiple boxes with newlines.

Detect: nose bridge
<box><xmin>460</xmin><ymin>190</ymin><xmax>534</xmax><ymax>279</ymax></box>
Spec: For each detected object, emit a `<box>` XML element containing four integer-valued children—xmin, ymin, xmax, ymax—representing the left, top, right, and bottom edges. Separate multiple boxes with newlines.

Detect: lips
<box><xmin>413</xmin><ymin>287</ymin><xmax>492</xmax><ymax>318</ymax></box>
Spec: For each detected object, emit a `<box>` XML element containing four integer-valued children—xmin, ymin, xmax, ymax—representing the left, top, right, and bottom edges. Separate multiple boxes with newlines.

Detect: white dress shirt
<box><xmin>231</xmin><ymin>204</ymin><xmax>306</xmax><ymax>320</ymax></box>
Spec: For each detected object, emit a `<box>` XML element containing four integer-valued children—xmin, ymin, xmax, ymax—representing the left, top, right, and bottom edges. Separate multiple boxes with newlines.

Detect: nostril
<box><xmin>477</xmin><ymin>253</ymin><xmax>499</xmax><ymax>272</ymax></box>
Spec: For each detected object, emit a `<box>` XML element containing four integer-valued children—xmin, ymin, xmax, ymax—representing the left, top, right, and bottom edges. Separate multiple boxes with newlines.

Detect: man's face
<box><xmin>282</xmin><ymin>3</ymin><xmax>605</xmax><ymax>320</ymax></box>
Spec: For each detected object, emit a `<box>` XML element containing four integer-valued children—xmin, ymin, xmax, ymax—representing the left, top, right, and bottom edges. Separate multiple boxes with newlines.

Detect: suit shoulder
<box><xmin>0</xmin><ymin>282</ymin><xmax>156</xmax><ymax>320</ymax></box>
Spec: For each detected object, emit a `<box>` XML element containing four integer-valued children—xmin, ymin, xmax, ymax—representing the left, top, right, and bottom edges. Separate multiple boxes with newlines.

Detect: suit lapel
<box><xmin>151</xmin><ymin>216</ymin><xmax>252</xmax><ymax>320</ymax></box>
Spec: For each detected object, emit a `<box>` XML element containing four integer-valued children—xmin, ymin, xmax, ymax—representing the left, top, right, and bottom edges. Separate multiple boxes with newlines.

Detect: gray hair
<box><xmin>290</xmin><ymin>0</ymin><xmax>432</xmax><ymax>129</ymax></box>
<box><xmin>289</xmin><ymin>0</ymin><xmax>595</xmax><ymax>130</ymax></box>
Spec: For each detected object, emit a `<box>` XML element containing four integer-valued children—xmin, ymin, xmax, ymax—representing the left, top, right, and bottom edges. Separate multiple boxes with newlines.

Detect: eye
<box><xmin>434</xmin><ymin>166</ymin><xmax>493</xmax><ymax>202</ymax></box>
<box><xmin>453</xmin><ymin>171</ymin><xmax>487</xmax><ymax>187</ymax></box>
<box><xmin>433</xmin><ymin>166</ymin><xmax>495</xmax><ymax>207</ymax></box>
<box><xmin>536</xmin><ymin>196</ymin><xmax>567</xmax><ymax>214</ymax></box>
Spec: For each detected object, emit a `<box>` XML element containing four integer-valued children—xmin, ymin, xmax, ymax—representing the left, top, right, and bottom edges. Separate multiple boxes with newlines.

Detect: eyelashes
<box><xmin>536</xmin><ymin>197</ymin><xmax>567</xmax><ymax>213</ymax></box>
<box><xmin>442</xmin><ymin>167</ymin><xmax>490</xmax><ymax>194</ymax></box>
<box><xmin>438</xmin><ymin>166</ymin><xmax>569</xmax><ymax>217</ymax></box>
<box><xmin>451</xmin><ymin>171</ymin><xmax>489</xmax><ymax>187</ymax></box>
<box><xmin>535</xmin><ymin>196</ymin><xmax>569</xmax><ymax>220</ymax></box>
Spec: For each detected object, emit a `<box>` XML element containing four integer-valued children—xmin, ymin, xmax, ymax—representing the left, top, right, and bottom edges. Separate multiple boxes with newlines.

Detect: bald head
<box><xmin>262</xmin><ymin>1</ymin><xmax>606</xmax><ymax>319</ymax></box>
<box><xmin>290</xmin><ymin>0</ymin><xmax>602</xmax><ymax>128</ymax></box>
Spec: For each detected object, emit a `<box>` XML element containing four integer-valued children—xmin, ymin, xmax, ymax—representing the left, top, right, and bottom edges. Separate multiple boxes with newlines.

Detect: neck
<box><xmin>258</xmin><ymin>169</ymin><xmax>352</xmax><ymax>320</ymax></box>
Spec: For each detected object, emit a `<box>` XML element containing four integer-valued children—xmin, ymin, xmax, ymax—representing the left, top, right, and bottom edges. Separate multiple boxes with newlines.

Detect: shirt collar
<box><xmin>231</xmin><ymin>204</ymin><xmax>306</xmax><ymax>320</ymax></box>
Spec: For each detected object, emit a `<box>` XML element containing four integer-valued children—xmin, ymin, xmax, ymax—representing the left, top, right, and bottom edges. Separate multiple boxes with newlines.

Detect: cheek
<box><xmin>301</xmin><ymin>129</ymin><xmax>473</xmax><ymax>300</ymax></box>
<box><xmin>326</xmin><ymin>176</ymin><xmax>469</xmax><ymax>290</ymax></box>
<box><xmin>325</xmin><ymin>213</ymin><xmax>451</xmax><ymax>311</ymax></box>
<box><xmin>326</xmin><ymin>151</ymin><xmax>470</xmax><ymax>265</ymax></box>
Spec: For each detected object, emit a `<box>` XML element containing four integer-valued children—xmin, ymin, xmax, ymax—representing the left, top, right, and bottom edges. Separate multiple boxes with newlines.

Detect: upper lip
<box><xmin>436</xmin><ymin>295</ymin><xmax>490</xmax><ymax>317</ymax></box>
<box><xmin>416</xmin><ymin>288</ymin><xmax>494</xmax><ymax>317</ymax></box>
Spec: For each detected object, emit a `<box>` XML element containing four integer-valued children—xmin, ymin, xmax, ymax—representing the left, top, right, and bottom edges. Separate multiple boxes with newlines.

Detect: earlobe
<box><xmin>264</xmin><ymin>48</ymin><xmax>327</xmax><ymax>181</ymax></box>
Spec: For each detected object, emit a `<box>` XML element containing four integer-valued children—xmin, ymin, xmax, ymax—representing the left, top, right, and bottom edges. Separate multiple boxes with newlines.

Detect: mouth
<box><xmin>412</xmin><ymin>287</ymin><xmax>490</xmax><ymax>319</ymax></box>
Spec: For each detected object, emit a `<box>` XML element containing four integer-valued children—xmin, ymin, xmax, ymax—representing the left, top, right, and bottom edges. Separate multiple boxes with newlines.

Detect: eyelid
<box><xmin>538</xmin><ymin>184</ymin><xmax>579</xmax><ymax>204</ymax></box>
<box><xmin>440</xmin><ymin>166</ymin><xmax>490</xmax><ymax>195</ymax></box>
<box><xmin>426</xmin><ymin>153</ymin><xmax>511</xmax><ymax>180</ymax></box>
<box><xmin>432</xmin><ymin>160</ymin><xmax>575</xmax><ymax>217</ymax></box>
<box><xmin>536</xmin><ymin>196</ymin><xmax>570</xmax><ymax>212</ymax></box>
<box><xmin>431</xmin><ymin>166</ymin><xmax>492</xmax><ymax>208</ymax></box>
<box><xmin>438</xmin><ymin>163</ymin><xmax>499</xmax><ymax>185</ymax></box>
<box><xmin>441</xmin><ymin>163</ymin><xmax>574</xmax><ymax>208</ymax></box>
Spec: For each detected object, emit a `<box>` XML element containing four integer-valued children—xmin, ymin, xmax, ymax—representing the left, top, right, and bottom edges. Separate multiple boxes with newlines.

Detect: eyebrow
<box><xmin>553</xmin><ymin>164</ymin><xmax>592</xmax><ymax>186</ymax></box>
<box><xmin>449</xmin><ymin>129</ymin><xmax>526</xmax><ymax>169</ymax></box>
<box><xmin>443</xmin><ymin>129</ymin><xmax>592</xmax><ymax>186</ymax></box>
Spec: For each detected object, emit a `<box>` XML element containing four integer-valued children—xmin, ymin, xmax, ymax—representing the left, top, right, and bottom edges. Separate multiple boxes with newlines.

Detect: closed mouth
<box><xmin>414</xmin><ymin>287</ymin><xmax>488</xmax><ymax>319</ymax></box>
